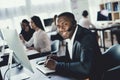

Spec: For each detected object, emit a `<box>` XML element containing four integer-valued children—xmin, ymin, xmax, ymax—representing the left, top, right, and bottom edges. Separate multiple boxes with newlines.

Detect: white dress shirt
<box><xmin>25</xmin><ymin>29</ymin><xmax>51</xmax><ymax>53</ymax></box>
<box><xmin>65</xmin><ymin>26</ymin><xmax>78</xmax><ymax>59</ymax></box>
<box><xmin>79</xmin><ymin>17</ymin><xmax>95</xmax><ymax>29</ymax></box>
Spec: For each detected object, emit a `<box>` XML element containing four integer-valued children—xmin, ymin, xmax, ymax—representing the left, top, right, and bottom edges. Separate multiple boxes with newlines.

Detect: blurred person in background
<box><xmin>20</xmin><ymin>19</ymin><xmax>35</xmax><ymax>41</ymax></box>
<box><xmin>20</xmin><ymin>16</ymin><xmax>51</xmax><ymax>53</ymax></box>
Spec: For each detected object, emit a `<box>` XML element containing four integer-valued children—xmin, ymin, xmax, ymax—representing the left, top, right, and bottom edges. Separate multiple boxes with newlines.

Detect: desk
<box><xmin>0</xmin><ymin>57</ymin><xmax>78</xmax><ymax>80</ymax></box>
<box><xmin>90</xmin><ymin>28</ymin><xmax>111</xmax><ymax>51</ymax></box>
<box><xmin>0</xmin><ymin>48</ymin><xmax>78</xmax><ymax>80</ymax></box>
<box><xmin>0</xmin><ymin>49</ymin><xmax>40</xmax><ymax>67</ymax></box>
<box><xmin>0</xmin><ymin>48</ymin><xmax>51</xmax><ymax>67</ymax></box>
<box><xmin>90</xmin><ymin>24</ymin><xmax>120</xmax><ymax>51</ymax></box>
<box><xmin>0</xmin><ymin>59</ymin><xmax>50</xmax><ymax>80</ymax></box>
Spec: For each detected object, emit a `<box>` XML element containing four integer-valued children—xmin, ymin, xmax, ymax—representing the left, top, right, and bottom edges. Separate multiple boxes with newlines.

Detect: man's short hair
<box><xmin>58</xmin><ymin>12</ymin><xmax>76</xmax><ymax>26</ymax></box>
<box><xmin>82</xmin><ymin>10</ymin><xmax>88</xmax><ymax>17</ymax></box>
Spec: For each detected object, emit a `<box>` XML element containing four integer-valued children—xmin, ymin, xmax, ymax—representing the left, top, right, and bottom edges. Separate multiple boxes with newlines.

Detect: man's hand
<box><xmin>19</xmin><ymin>34</ymin><xmax>25</xmax><ymax>43</ymax></box>
<box><xmin>47</xmin><ymin>54</ymin><xmax>58</xmax><ymax>60</ymax></box>
<box><xmin>44</xmin><ymin>59</ymin><xmax>57</xmax><ymax>70</ymax></box>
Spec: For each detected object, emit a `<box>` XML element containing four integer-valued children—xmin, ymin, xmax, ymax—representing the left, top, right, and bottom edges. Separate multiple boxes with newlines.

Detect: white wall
<box><xmin>70</xmin><ymin>0</ymin><xmax>89</xmax><ymax>23</ymax></box>
<box><xmin>70</xmin><ymin>0</ymin><xmax>107</xmax><ymax>28</ymax></box>
<box><xmin>88</xmin><ymin>0</ymin><xmax>103</xmax><ymax>27</ymax></box>
<box><xmin>0</xmin><ymin>0</ymin><xmax>72</xmax><ymax>33</ymax></box>
<box><xmin>0</xmin><ymin>0</ymin><xmax>106</xmax><ymax>32</ymax></box>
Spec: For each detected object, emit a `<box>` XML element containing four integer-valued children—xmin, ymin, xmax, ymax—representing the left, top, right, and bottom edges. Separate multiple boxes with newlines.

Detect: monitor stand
<box><xmin>0</xmin><ymin>41</ymin><xmax>5</xmax><ymax>62</ymax></box>
<box><xmin>7</xmin><ymin>52</ymin><xmax>30</xmax><ymax>80</ymax></box>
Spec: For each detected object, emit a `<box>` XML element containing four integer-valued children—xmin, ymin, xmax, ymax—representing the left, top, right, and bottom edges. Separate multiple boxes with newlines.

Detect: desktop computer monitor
<box><xmin>43</xmin><ymin>18</ymin><xmax>53</xmax><ymax>27</ymax></box>
<box><xmin>1</xmin><ymin>29</ymin><xmax>34</xmax><ymax>79</ymax></box>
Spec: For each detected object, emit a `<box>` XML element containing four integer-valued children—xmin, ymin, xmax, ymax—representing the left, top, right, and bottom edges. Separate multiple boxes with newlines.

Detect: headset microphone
<box><xmin>67</xmin><ymin>19</ymin><xmax>76</xmax><ymax>32</ymax></box>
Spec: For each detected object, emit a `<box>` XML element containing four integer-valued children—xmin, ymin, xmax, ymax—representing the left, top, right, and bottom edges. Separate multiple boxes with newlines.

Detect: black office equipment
<box><xmin>43</xmin><ymin>18</ymin><xmax>53</xmax><ymax>27</ymax></box>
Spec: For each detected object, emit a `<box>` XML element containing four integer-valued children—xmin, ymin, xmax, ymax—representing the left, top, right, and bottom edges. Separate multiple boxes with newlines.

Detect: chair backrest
<box><xmin>51</xmin><ymin>40</ymin><xmax>59</xmax><ymax>54</ymax></box>
<box><xmin>102</xmin><ymin>44</ymin><xmax>120</xmax><ymax>70</ymax></box>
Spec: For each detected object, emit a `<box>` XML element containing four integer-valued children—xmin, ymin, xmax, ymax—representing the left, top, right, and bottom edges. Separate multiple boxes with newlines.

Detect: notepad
<box><xmin>36</xmin><ymin>64</ymin><xmax>55</xmax><ymax>75</ymax></box>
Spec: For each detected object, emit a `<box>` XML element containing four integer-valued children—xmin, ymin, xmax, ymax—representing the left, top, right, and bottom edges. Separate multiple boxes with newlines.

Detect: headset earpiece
<box><xmin>72</xmin><ymin>20</ymin><xmax>76</xmax><ymax>27</ymax></box>
<box><xmin>67</xmin><ymin>19</ymin><xmax>76</xmax><ymax>32</ymax></box>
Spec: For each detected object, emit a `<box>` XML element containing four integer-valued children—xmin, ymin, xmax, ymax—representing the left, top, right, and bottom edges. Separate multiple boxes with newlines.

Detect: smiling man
<box><xmin>45</xmin><ymin>12</ymin><xmax>102</xmax><ymax>80</ymax></box>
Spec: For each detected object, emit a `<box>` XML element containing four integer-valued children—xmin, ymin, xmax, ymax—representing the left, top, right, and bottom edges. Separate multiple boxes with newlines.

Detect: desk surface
<box><xmin>0</xmin><ymin>47</ymin><xmax>51</xmax><ymax>67</ymax></box>
<box><xmin>0</xmin><ymin>57</ymin><xmax>78</xmax><ymax>80</ymax></box>
<box><xmin>90</xmin><ymin>23</ymin><xmax>120</xmax><ymax>30</ymax></box>
<box><xmin>1</xmin><ymin>59</ymin><xmax>50</xmax><ymax>80</ymax></box>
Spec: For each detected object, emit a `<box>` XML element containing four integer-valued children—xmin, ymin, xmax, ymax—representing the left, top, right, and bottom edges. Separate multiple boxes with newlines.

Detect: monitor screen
<box><xmin>43</xmin><ymin>18</ymin><xmax>53</xmax><ymax>26</ymax></box>
<box><xmin>97</xmin><ymin>11</ymin><xmax>112</xmax><ymax>21</ymax></box>
<box><xmin>1</xmin><ymin>29</ymin><xmax>34</xmax><ymax>74</ymax></box>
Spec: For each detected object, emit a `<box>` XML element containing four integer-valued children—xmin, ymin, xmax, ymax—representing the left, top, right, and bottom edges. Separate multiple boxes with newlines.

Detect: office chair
<box><xmin>102</xmin><ymin>44</ymin><xmax>120</xmax><ymax>80</ymax></box>
<box><xmin>51</xmin><ymin>40</ymin><xmax>59</xmax><ymax>54</ymax></box>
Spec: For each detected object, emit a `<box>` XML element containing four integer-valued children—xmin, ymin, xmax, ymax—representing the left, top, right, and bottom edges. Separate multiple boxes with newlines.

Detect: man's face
<box><xmin>56</xmin><ymin>16</ymin><xmax>73</xmax><ymax>39</ymax></box>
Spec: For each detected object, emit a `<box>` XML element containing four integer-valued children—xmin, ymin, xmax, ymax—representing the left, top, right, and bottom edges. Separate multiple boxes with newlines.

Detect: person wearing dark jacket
<box><xmin>45</xmin><ymin>12</ymin><xmax>102</xmax><ymax>80</ymax></box>
<box><xmin>20</xmin><ymin>19</ymin><xmax>35</xmax><ymax>41</ymax></box>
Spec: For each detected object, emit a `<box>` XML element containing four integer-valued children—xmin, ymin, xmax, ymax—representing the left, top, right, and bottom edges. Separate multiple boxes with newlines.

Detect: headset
<box><xmin>67</xmin><ymin>19</ymin><xmax>76</xmax><ymax>32</ymax></box>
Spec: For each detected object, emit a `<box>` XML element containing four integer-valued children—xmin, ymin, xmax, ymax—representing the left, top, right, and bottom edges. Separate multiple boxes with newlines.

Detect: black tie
<box><xmin>65</xmin><ymin>42</ymin><xmax>70</xmax><ymax>61</ymax></box>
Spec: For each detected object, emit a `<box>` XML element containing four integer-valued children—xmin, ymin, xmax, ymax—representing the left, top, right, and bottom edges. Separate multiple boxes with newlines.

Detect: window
<box><xmin>0</xmin><ymin>0</ymin><xmax>71</xmax><ymax>33</ymax></box>
<box><xmin>0</xmin><ymin>0</ymin><xmax>25</xmax><ymax>8</ymax></box>
<box><xmin>31</xmin><ymin>0</ymin><xmax>61</xmax><ymax>5</ymax></box>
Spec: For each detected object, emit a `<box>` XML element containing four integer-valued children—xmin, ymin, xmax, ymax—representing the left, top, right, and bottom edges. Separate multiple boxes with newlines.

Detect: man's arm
<box><xmin>56</xmin><ymin>34</ymin><xmax>100</xmax><ymax>76</ymax></box>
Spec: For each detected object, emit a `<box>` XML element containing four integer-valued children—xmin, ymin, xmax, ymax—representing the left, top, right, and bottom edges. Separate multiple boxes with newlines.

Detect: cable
<box><xmin>3</xmin><ymin>68</ymin><xmax>9</xmax><ymax>80</ymax></box>
<box><xmin>3</xmin><ymin>64</ymin><xmax>20</xmax><ymax>80</ymax></box>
